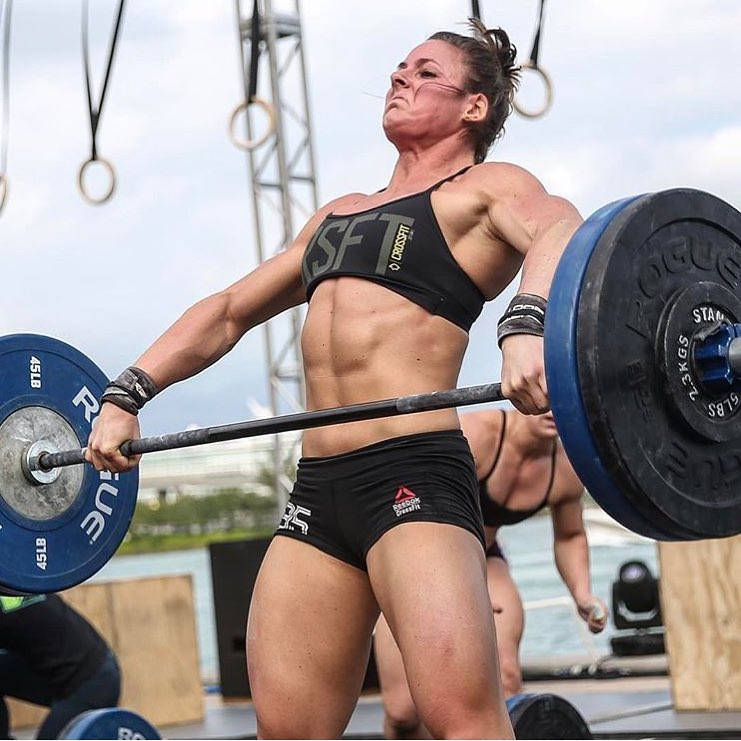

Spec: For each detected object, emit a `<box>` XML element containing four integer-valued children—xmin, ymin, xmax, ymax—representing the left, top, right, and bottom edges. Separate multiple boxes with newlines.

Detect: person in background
<box><xmin>0</xmin><ymin>593</ymin><xmax>121</xmax><ymax>740</ymax></box>
<box><xmin>374</xmin><ymin>408</ymin><xmax>608</xmax><ymax>739</ymax></box>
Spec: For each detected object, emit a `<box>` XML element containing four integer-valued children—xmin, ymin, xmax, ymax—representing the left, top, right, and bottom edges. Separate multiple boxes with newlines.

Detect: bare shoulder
<box><xmin>460</xmin><ymin>408</ymin><xmax>502</xmax><ymax>438</ymax></box>
<box><xmin>460</xmin><ymin>409</ymin><xmax>504</xmax><ymax>468</ymax></box>
<box><xmin>315</xmin><ymin>191</ymin><xmax>367</xmax><ymax>221</ymax></box>
<box><xmin>464</xmin><ymin>162</ymin><xmax>582</xmax><ymax>253</ymax></box>
<box><xmin>461</xmin><ymin>161</ymin><xmax>542</xmax><ymax>202</ymax></box>
<box><xmin>471</xmin><ymin>161</ymin><xmax>579</xmax><ymax>212</ymax></box>
<box><xmin>292</xmin><ymin>191</ymin><xmax>367</xmax><ymax>245</ymax></box>
<box><xmin>552</xmin><ymin>443</ymin><xmax>586</xmax><ymax>502</ymax></box>
<box><xmin>326</xmin><ymin>191</ymin><xmax>368</xmax><ymax>211</ymax></box>
<box><xmin>466</xmin><ymin>160</ymin><xmax>544</xmax><ymax>189</ymax></box>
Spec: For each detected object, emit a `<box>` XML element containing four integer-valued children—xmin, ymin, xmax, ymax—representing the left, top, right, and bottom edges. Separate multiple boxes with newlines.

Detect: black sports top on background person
<box><xmin>478</xmin><ymin>411</ymin><xmax>557</xmax><ymax>527</ymax></box>
<box><xmin>0</xmin><ymin>594</ymin><xmax>110</xmax><ymax>697</ymax></box>
<box><xmin>302</xmin><ymin>169</ymin><xmax>485</xmax><ymax>332</ymax></box>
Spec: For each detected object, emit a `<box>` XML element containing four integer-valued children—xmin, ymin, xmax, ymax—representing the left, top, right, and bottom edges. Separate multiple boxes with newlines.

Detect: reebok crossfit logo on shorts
<box><xmin>392</xmin><ymin>486</ymin><xmax>421</xmax><ymax>517</ymax></box>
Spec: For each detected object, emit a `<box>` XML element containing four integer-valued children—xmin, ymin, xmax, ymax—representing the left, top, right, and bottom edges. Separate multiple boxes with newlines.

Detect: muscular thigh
<box><xmin>367</xmin><ymin>523</ymin><xmax>502</xmax><ymax>715</ymax></box>
<box><xmin>247</xmin><ymin>536</ymin><xmax>379</xmax><ymax>738</ymax></box>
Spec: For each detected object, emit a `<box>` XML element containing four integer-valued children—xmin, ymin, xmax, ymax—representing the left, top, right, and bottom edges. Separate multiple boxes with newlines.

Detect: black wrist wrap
<box><xmin>497</xmin><ymin>293</ymin><xmax>547</xmax><ymax>348</ymax></box>
<box><xmin>100</xmin><ymin>366</ymin><xmax>157</xmax><ymax>416</ymax></box>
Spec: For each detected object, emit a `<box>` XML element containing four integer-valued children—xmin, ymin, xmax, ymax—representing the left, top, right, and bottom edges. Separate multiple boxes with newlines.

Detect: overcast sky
<box><xmin>1</xmin><ymin>0</ymin><xmax>739</xmax><ymax>437</ymax></box>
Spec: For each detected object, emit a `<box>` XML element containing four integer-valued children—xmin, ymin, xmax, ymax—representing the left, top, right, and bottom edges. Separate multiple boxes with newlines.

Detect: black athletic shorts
<box><xmin>274</xmin><ymin>429</ymin><xmax>486</xmax><ymax>570</ymax></box>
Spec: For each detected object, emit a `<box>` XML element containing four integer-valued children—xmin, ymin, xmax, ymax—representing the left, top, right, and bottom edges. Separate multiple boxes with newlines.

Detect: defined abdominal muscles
<box><xmin>301</xmin><ymin>279</ymin><xmax>466</xmax><ymax>411</ymax></box>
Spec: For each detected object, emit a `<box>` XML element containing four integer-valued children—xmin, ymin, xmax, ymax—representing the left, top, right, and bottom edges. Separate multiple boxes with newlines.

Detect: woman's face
<box><xmin>382</xmin><ymin>40</ymin><xmax>474</xmax><ymax>146</ymax></box>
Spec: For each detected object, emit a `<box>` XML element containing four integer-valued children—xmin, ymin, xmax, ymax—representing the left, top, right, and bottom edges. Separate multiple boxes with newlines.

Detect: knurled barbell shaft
<box><xmin>31</xmin><ymin>382</ymin><xmax>505</xmax><ymax>473</ymax></box>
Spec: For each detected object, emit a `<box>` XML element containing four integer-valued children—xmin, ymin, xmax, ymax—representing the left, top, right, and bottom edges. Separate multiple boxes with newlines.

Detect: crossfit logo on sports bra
<box><xmin>278</xmin><ymin>502</ymin><xmax>312</xmax><ymax>535</ymax></box>
<box><xmin>302</xmin><ymin>212</ymin><xmax>415</xmax><ymax>283</ymax></box>
<box><xmin>388</xmin><ymin>223</ymin><xmax>412</xmax><ymax>272</ymax></box>
<box><xmin>392</xmin><ymin>486</ymin><xmax>421</xmax><ymax>517</ymax></box>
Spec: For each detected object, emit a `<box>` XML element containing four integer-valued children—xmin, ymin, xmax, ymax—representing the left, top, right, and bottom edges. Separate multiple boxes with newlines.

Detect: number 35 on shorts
<box><xmin>278</xmin><ymin>502</ymin><xmax>312</xmax><ymax>535</ymax></box>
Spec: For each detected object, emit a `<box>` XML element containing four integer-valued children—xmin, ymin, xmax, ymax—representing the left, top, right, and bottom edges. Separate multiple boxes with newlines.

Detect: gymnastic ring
<box><xmin>513</xmin><ymin>62</ymin><xmax>553</xmax><ymax>119</ymax></box>
<box><xmin>229</xmin><ymin>97</ymin><xmax>276</xmax><ymax>152</ymax></box>
<box><xmin>0</xmin><ymin>174</ymin><xmax>8</xmax><ymax>215</ymax></box>
<box><xmin>78</xmin><ymin>156</ymin><xmax>116</xmax><ymax>205</ymax></box>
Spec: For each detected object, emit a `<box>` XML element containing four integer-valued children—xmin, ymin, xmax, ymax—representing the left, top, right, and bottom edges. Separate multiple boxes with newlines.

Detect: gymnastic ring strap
<box><xmin>79</xmin><ymin>0</ymin><xmax>125</xmax><ymax>203</ymax></box>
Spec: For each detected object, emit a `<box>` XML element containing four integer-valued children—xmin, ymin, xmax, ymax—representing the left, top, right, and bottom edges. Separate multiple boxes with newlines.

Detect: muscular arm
<box><xmin>86</xmin><ymin>193</ymin><xmax>361</xmax><ymax>472</ymax></box>
<box><xmin>550</xmin><ymin>454</ymin><xmax>609</xmax><ymax>632</ymax></box>
<box><xmin>484</xmin><ymin>163</ymin><xmax>583</xmax><ymax>298</ymax></box>
<box><xmin>132</xmin><ymin>245</ymin><xmax>306</xmax><ymax>393</ymax></box>
<box><xmin>551</xmin><ymin>485</ymin><xmax>591</xmax><ymax>604</ymax></box>
<box><xmin>479</xmin><ymin>164</ymin><xmax>584</xmax><ymax>414</ymax></box>
<box><xmin>134</xmin><ymin>191</ymin><xmax>370</xmax><ymax>391</ymax></box>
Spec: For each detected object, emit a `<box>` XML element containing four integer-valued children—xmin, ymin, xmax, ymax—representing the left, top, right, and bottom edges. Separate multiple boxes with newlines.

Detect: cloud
<box><xmin>673</xmin><ymin>126</ymin><xmax>741</xmax><ymax>201</ymax></box>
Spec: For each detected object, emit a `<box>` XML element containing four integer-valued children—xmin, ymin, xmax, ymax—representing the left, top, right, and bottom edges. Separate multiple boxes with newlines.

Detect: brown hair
<box><xmin>429</xmin><ymin>18</ymin><xmax>520</xmax><ymax>163</ymax></box>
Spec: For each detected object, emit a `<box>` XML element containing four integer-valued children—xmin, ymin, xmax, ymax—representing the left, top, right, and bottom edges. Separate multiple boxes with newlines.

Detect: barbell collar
<box><xmin>22</xmin><ymin>440</ymin><xmax>62</xmax><ymax>486</ymax></box>
<box><xmin>693</xmin><ymin>322</ymin><xmax>741</xmax><ymax>394</ymax></box>
<box><xmin>31</xmin><ymin>382</ymin><xmax>505</xmax><ymax>474</ymax></box>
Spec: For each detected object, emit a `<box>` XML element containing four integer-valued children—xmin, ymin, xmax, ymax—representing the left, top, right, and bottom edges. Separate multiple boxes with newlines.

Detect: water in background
<box><xmin>92</xmin><ymin>514</ymin><xmax>658</xmax><ymax>685</ymax></box>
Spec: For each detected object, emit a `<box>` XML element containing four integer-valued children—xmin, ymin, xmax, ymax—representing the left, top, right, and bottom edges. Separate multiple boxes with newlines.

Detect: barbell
<box><xmin>56</xmin><ymin>693</ymin><xmax>593</xmax><ymax>738</ymax></box>
<box><xmin>0</xmin><ymin>187</ymin><xmax>740</xmax><ymax>595</ymax></box>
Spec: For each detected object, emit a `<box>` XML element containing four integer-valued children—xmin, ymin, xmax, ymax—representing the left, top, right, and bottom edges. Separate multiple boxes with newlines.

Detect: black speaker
<box><xmin>209</xmin><ymin>536</ymin><xmax>271</xmax><ymax>698</ymax></box>
<box><xmin>209</xmin><ymin>536</ymin><xmax>379</xmax><ymax>697</ymax></box>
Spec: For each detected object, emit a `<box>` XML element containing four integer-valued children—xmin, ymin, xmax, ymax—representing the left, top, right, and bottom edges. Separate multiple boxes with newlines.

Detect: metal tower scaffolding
<box><xmin>233</xmin><ymin>0</ymin><xmax>319</xmax><ymax>507</ymax></box>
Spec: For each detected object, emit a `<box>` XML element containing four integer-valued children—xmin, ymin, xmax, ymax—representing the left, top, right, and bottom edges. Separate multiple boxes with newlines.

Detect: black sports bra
<box><xmin>301</xmin><ymin>168</ymin><xmax>485</xmax><ymax>332</ymax></box>
<box><xmin>478</xmin><ymin>411</ymin><xmax>556</xmax><ymax>527</ymax></box>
